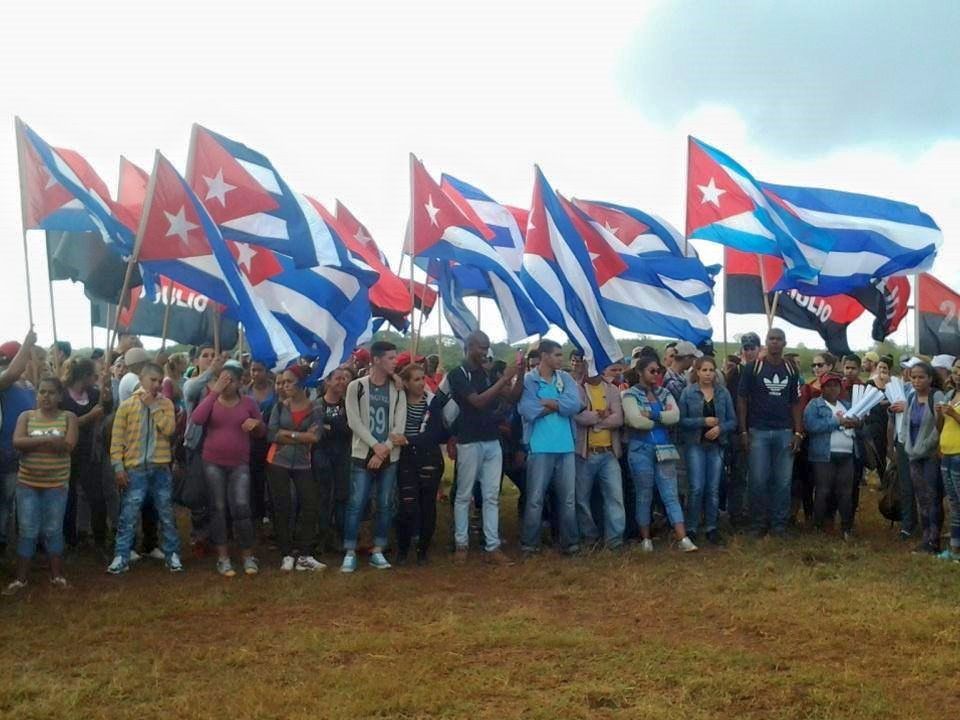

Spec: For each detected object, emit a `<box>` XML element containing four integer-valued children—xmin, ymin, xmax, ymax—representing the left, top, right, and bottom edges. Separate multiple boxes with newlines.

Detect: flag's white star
<box><xmin>424</xmin><ymin>195</ymin><xmax>440</xmax><ymax>226</ymax></box>
<box><xmin>40</xmin><ymin>166</ymin><xmax>58</xmax><ymax>190</ymax></box>
<box><xmin>354</xmin><ymin>227</ymin><xmax>372</xmax><ymax>246</ymax></box>
<box><xmin>164</xmin><ymin>206</ymin><xmax>199</xmax><ymax>245</ymax></box>
<box><xmin>698</xmin><ymin>177</ymin><xmax>726</xmax><ymax>207</ymax></box>
<box><xmin>603</xmin><ymin>221</ymin><xmax>620</xmax><ymax>237</ymax></box>
<box><xmin>203</xmin><ymin>169</ymin><xmax>236</xmax><ymax>207</ymax></box>
<box><xmin>234</xmin><ymin>242</ymin><xmax>257</xmax><ymax>275</ymax></box>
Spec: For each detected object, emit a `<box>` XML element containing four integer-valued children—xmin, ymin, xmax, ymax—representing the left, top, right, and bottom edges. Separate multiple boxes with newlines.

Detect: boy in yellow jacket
<box><xmin>107</xmin><ymin>362</ymin><xmax>182</xmax><ymax>574</ymax></box>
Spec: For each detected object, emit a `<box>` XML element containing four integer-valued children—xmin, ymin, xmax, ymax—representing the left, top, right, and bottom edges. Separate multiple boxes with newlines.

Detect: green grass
<box><xmin>1</xmin><ymin>488</ymin><xmax>958</xmax><ymax>720</ymax></box>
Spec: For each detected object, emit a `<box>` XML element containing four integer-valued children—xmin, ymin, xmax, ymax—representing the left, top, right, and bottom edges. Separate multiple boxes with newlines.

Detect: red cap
<box><xmin>285</xmin><ymin>364</ymin><xmax>309</xmax><ymax>383</ymax></box>
<box><xmin>352</xmin><ymin>348</ymin><xmax>371</xmax><ymax>364</ymax></box>
<box><xmin>0</xmin><ymin>341</ymin><xmax>21</xmax><ymax>362</ymax></box>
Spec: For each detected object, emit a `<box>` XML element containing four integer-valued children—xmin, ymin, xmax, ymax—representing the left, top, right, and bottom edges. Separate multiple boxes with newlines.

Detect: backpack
<box><xmin>878</xmin><ymin>462</ymin><xmax>901</xmax><ymax>522</ymax></box>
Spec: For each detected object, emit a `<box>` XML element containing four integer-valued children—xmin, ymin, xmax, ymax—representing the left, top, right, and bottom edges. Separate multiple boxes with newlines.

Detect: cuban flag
<box><xmin>136</xmin><ymin>152</ymin><xmax>300</xmax><ymax>370</ymax></box>
<box><xmin>117</xmin><ymin>156</ymin><xmax>149</xmax><ymax>220</ymax></box>
<box><xmin>16</xmin><ymin>118</ymin><xmax>137</xmax><ymax>254</ymax></box>
<box><xmin>435</xmin><ymin>261</ymin><xmax>480</xmax><ymax>343</ymax></box>
<box><xmin>409</xmin><ymin>155</ymin><xmax>547</xmax><ymax>343</ymax></box>
<box><xmin>563</xmin><ymin>198</ymin><xmax>714</xmax><ymax>344</ymax></box>
<box><xmin>335</xmin><ymin>199</ymin><xmax>414</xmax><ymax>325</ymax></box>
<box><xmin>573</xmin><ymin>198</ymin><xmax>717</xmax><ymax>315</ymax></box>
<box><xmin>187</xmin><ymin>124</ymin><xmax>346</xmax><ymax>269</ymax></box>
<box><xmin>441</xmin><ymin>174</ymin><xmax>526</xmax><ymax>273</ymax></box>
<box><xmin>686</xmin><ymin>136</ymin><xmax>835</xmax><ymax>283</ymax></box>
<box><xmin>763</xmin><ymin>183</ymin><xmax>942</xmax><ymax>297</ymax></box>
<box><xmin>522</xmin><ymin>167</ymin><xmax>623</xmax><ymax>374</ymax></box>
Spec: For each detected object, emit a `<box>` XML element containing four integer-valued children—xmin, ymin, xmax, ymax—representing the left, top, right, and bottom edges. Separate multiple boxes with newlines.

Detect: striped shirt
<box><xmin>404</xmin><ymin>399</ymin><xmax>428</xmax><ymax>438</ymax></box>
<box><xmin>18</xmin><ymin>412</ymin><xmax>71</xmax><ymax>488</ymax></box>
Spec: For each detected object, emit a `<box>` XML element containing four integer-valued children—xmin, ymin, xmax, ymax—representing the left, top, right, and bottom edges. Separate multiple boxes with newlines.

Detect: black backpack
<box><xmin>878</xmin><ymin>462</ymin><xmax>901</xmax><ymax>522</ymax></box>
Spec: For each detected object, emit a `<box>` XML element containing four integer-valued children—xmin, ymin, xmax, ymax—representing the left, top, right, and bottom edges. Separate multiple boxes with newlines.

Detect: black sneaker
<box><xmin>912</xmin><ymin>541</ymin><xmax>938</xmax><ymax>555</ymax></box>
<box><xmin>706</xmin><ymin>529</ymin><xmax>724</xmax><ymax>546</ymax></box>
<box><xmin>416</xmin><ymin>548</ymin><xmax>429</xmax><ymax>566</ymax></box>
<box><xmin>394</xmin><ymin>549</ymin><xmax>409</xmax><ymax>567</ymax></box>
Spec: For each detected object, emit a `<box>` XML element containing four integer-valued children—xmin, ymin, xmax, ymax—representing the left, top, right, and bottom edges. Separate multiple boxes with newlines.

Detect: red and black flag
<box><xmin>917</xmin><ymin>273</ymin><xmax>960</xmax><ymax>355</ymax></box>
<box><xmin>91</xmin><ymin>278</ymin><xmax>238</xmax><ymax>348</ymax></box>
<box><xmin>724</xmin><ymin>248</ymin><xmax>863</xmax><ymax>356</ymax></box>
<box><xmin>846</xmin><ymin>275</ymin><xmax>910</xmax><ymax>343</ymax></box>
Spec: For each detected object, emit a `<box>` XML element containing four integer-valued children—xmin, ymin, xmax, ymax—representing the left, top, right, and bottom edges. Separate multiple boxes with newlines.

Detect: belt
<box><xmin>587</xmin><ymin>446</ymin><xmax>613</xmax><ymax>455</ymax></box>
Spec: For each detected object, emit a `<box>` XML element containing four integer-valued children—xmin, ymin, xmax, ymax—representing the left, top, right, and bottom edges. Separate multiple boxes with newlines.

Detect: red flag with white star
<box><xmin>409</xmin><ymin>154</ymin><xmax>490</xmax><ymax>255</ymax></box>
<box><xmin>186</xmin><ymin>125</ymin><xmax>279</xmax><ymax>225</ymax></box>
<box><xmin>685</xmin><ymin>136</ymin><xmax>755</xmax><ymax>237</ymax></box>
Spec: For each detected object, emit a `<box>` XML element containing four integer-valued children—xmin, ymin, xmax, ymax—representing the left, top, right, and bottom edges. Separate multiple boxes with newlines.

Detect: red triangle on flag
<box><xmin>187</xmin><ymin>126</ymin><xmax>279</xmax><ymax>224</ymax></box>
<box><xmin>118</xmin><ymin>156</ymin><xmax>149</xmax><ymax>222</ymax></box>
<box><xmin>226</xmin><ymin>240</ymin><xmax>282</xmax><ymax>286</ymax></box>
<box><xmin>138</xmin><ymin>153</ymin><xmax>212</xmax><ymax>261</ymax></box>
<box><xmin>573</xmin><ymin>199</ymin><xmax>650</xmax><ymax>247</ymax></box>
<box><xmin>558</xmin><ymin>194</ymin><xmax>627</xmax><ymax>285</ymax></box>
<box><xmin>17</xmin><ymin>132</ymin><xmax>75</xmax><ymax>228</ymax></box>
<box><xmin>409</xmin><ymin>154</ymin><xmax>484</xmax><ymax>255</ymax></box>
<box><xmin>685</xmin><ymin>137</ymin><xmax>756</xmax><ymax>237</ymax></box>
<box><xmin>524</xmin><ymin>170</ymin><xmax>554</xmax><ymax>261</ymax></box>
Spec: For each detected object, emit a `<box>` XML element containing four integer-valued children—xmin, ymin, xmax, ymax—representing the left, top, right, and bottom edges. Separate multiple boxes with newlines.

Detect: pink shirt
<box><xmin>190</xmin><ymin>391</ymin><xmax>262</xmax><ymax>467</ymax></box>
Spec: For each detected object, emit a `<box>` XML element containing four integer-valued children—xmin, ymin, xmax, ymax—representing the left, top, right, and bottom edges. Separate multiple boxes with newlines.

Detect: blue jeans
<box><xmin>747</xmin><ymin>429</ymin><xmax>794</xmax><ymax>533</ymax></box>
<box><xmin>685</xmin><ymin>443</ymin><xmax>723</xmax><ymax>534</ymax></box>
<box><xmin>15</xmin><ymin>483</ymin><xmax>68</xmax><ymax>558</ymax></box>
<box><xmin>523</xmin><ymin>452</ymin><xmax>578</xmax><ymax>552</ymax></box>
<box><xmin>454</xmin><ymin>441</ymin><xmax>502</xmax><ymax>551</ymax></box>
<box><xmin>114</xmin><ymin>466</ymin><xmax>181</xmax><ymax>562</ymax></box>
<box><xmin>575</xmin><ymin>452</ymin><xmax>625</xmax><ymax>547</ymax></box>
<box><xmin>628</xmin><ymin>443</ymin><xmax>684</xmax><ymax>529</ymax></box>
<box><xmin>943</xmin><ymin>455</ymin><xmax>960</xmax><ymax>550</ymax></box>
<box><xmin>343</xmin><ymin>462</ymin><xmax>398</xmax><ymax>551</ymax></box>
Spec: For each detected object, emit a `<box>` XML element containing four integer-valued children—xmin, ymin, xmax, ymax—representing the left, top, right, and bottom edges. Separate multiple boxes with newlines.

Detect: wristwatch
<box><xmin>292</xmin><ymin>432</ymin><xmax>298</xmax><ymax>440</ymax></box>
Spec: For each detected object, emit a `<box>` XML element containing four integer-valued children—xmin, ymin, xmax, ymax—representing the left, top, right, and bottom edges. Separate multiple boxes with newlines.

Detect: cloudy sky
<box><xmin>1</xmin><ymin>0</ymin><xmax>957</xmax><ymax>352</ymax></box>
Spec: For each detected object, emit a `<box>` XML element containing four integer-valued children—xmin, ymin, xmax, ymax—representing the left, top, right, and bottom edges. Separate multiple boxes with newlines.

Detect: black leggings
<box><xmin>396</xmin><ymin>448</ymin><xmax>443</xmax><ymax>554</ymax></box>
<box><xmin>267</xmin><ymin>464</ymin><xmax>319</xmax><ymax>557</ymax></box>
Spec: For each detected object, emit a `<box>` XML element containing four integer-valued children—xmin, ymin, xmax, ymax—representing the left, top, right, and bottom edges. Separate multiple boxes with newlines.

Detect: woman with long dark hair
<box><xmin>267</xmin><ymin>366</ymin><xmax>326</xmax><ymax>572</ymax></box>
<box><xmin>622</xmin><ymin>356</ymin><xmax>697</xmax><ymax>553</ymax></box>
<box><xmin>395</xmin><ymin>364</ymin><xmax>448</xmax><ymax>565</ymax></box>
<box><xmin>678</xmin><ymin>356</ymin><xmax>736</xmax><ymax>545</ymax></box>
<box><xmin>191</xmin><ymin>361</ymin><xmax>265</xmax><ymax>576</ymax></box>
<box><xmin>3</xmin><ymin>377</ymin><xmax>77</xmax><ymax>595</ymax></box>
<box><xmin>60</xmin><ymin>357</ymin><xmax>111</xmax><ymax>554</ymax></box>
<box><xmin>898</xmin><ymin>361</ymin><xmax>945</xmax><ymax>554</ymax></box>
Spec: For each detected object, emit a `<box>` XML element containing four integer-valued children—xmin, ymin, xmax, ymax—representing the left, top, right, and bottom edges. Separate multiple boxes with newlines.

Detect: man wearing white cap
<box><xmin>663</xmin><ymin>341</ymin><xmax>701</xmax><ymax>402</ymax></box>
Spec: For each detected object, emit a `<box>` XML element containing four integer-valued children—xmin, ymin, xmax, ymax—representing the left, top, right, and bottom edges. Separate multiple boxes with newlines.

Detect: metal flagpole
<box><xmin>213</xmin><ymin>307</ymin><xmax>222</xmax><ymax>355</ymax></box>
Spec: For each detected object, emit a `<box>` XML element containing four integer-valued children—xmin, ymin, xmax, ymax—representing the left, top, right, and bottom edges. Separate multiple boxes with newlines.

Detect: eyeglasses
<box><xmin>742</xmin><ymin>345</ymin><xmax>758</xmax><ymax>351</ymax></box>
<box><xmin>646</xmin><ymin>368</ymin><xmax>663</xmax><ymax>375</ymax></box>
<box><xmin>812</xmin><ymin>362</ymin><xmax>826</xmax><ymax>368</ymax></box>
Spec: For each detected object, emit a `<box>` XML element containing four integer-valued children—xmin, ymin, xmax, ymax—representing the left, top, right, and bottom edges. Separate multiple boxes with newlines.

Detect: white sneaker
<box><xmin>295</xmin><ymin>555</ymin><xmax>327</xmax><ymax>572</ymax></box>
<box><xmin>166</xmin><ymin>553</ymin><xmax>184</xmax><ymax>573</ymax></box>
<box><xmin>678</xmin><ymin>536</ymin><xmax>699</xmax><ymax>553</ymax></box>
<box><xmin>280</xmin><ymin>555</ymin><xmax>295</xmax><ymax>572</ymax></box>
<box><xmin>129</xmin><ymin>550</ymin><xmax>142</xmax><ymax>562</ymax></box>
<box><xmin>640</xmin><ymin>539</ymin><xmax>654</xmax><ymax>553</ymax></box>
<box><xmin>147</xmin><ymin>548</ymin><xmax>165</xmax><ymax>561</ymax></box>
<box><xmin>107</xmin><ymin>555</ymin><xmax>130</xmax><ymax>574</ymax></box>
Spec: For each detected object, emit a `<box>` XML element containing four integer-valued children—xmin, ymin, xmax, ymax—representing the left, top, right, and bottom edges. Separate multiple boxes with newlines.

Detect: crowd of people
<box><xmin>1</xmin><ymin>324</ymin><xmax>958</xmax><ymax>595</ymax></box>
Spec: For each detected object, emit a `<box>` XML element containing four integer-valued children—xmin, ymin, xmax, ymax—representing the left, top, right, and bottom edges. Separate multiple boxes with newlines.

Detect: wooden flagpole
<box><xmin>407</xmin><ymin>155</ymin><xmax>418</xmax><ymax>351</ymax></box>
<box><xmin>109</xmin><ymin>151</ymin><xmax>161</xmax><ymax>354</ymax></box>
<box><xmin>42</xmin><ymin>226</ymin><xmax>62</xmax><ymax>372</ymax></box>
<box><xmin>213</xmin><ymin>307</ymin><xmax>222</xmax><ymax>355</ymax></box>
<box><xmin>159</xmin><ymin>283</ymin><xmax>173</xmax><ymax>352</ymax></box>
<box><xmin>15</xmin><ymin>118</ymin><xmax>36</xmax><ymax>327</ymax></box>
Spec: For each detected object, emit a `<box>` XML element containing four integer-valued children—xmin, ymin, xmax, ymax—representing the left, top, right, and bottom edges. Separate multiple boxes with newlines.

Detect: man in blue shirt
<box><xmin>518</xmin><ymin>340</ymin><xmax>582</xmax><ymax>555</ymax></box>
<box><xmin>0</xmin><ymin>329</ymin><xmax>38</xmax><ymax>552</ymax></box>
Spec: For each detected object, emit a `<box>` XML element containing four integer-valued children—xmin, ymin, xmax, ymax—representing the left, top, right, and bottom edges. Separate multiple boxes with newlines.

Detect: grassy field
<box><xmin>1</xmin><ymin>485</ymin><xmax>958</xmax><ymax>720</ymax></box>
